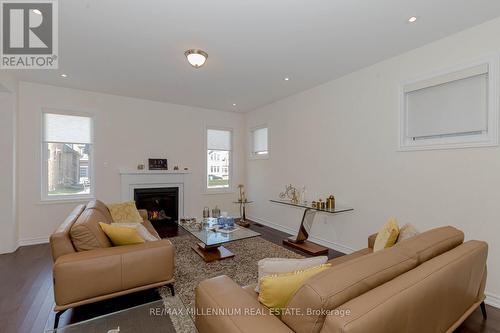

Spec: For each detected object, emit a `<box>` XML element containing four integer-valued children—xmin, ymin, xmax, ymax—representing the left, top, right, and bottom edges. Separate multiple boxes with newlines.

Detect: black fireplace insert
<box><xmin>134</xmin><ymin>187</ymin><xmax>179</xmax><ymax>224</ymax></box>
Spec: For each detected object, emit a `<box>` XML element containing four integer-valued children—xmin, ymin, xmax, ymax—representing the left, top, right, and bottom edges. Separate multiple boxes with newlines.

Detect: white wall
<box><xmin>245</xmin><ymin>17</ymin><xmax>500</xmax><ymax>306</ymax></box>
<box><xmin>0</xmin><ymin>74</ymin><xmax>17</xmax><ymax>253</ymax></box>
<box><xmin>17</xmin><ymin>82</ymin><xmax>245</xmax><ymax>244</ymax></box>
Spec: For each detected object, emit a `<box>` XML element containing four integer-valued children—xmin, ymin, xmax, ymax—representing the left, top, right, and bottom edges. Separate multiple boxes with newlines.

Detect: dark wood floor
<box><xmin>0</xmin><ymin>221</ymin><xmax>498</xmax><ymax>333</ymax></box>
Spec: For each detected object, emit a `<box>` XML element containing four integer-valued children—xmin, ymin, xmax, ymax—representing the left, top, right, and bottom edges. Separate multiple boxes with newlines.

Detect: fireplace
<box><xmin>134</xmin><ymin>187</ymin><xmax>179</xmax><ymax>224</ymax></box>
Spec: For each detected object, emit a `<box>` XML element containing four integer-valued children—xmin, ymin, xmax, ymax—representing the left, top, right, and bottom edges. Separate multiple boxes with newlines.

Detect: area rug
<box><xmin>158</xmin><ymin>234</ymin><xmax>304</xmax><ymax>310</ymax></box>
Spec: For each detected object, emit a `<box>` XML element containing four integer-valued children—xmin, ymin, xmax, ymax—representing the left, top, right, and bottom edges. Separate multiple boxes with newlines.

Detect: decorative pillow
<box><xmin>258</xmin><ymin>264</ymin><xmax>332</xmax><ymax>310</ymax></box>
<box><xmin>397</xmin><ymin>223</ymin><xmax>419</xmax><ymax>242</ymax></box>
<box><xmin>107</xmin><ymin>201</ymin><xmax>143</xmax><ymax>223</ymax></box>
<box><xmin>99</xmin><ymin>222</ymin><xmax>145</xmax><ymax>246</ymax></box>
<box><xmin>111</xmin><ymin>223</ymin><xmax>160</xmax><ymax>242</ymax></box>
<box><xmin>373</xmin><ymin>218</ymin><xmax>400</xmax><ymax>252</ymax></box>
<box><xmin>255</xmin><ymin>256</ymin><xmax>328</xmax><ymax>292</ymax></box>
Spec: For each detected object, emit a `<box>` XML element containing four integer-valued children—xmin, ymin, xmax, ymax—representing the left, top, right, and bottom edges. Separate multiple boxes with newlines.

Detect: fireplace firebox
<box><xmin>134</xmin><ymin>187</ymin><xmax>179</xmax><ymax>224</ymax></box>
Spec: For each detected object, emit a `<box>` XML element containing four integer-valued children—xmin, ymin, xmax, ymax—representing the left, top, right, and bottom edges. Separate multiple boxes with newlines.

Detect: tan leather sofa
<box><xmin>49</xmin><ymin>200</ymin><xmax>175</xmax><ymax>328</ymax></box>
<box><xmin>195</xmin><ymin>226</ymin><xmax>488</xmax><ymax>333</ymax></box>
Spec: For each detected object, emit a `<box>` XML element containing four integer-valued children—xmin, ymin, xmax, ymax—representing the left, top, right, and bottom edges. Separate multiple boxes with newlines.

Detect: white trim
<box><xmin>486</xmin><ymin>292</ymin><xmax>500</xmax><ymax>309</ymax></box>
<box><xmin>120</xmin><ymin>172</ymin><xmax>188</xmax><ymax>218</ymax></box>
<box><xmin>204</xmin><ymin>125</ymin><xmax>234</xmax><ymax>194</ymax></box>
<box><xmin>398</xmin><ymin>54</ymin><xmax>500</xmax><ymax>151</ymax></box>
<box><xmin>40</xmin><ymin>108</ymin><xmax>96</xmax><ymax>202</ymax></box>
<box><xmin>248</xmin><ymin>215</ymin><xmax>355</xmax><ymax>254</ymax></box>
<box><xmin>18</xmin><ymin>236</ymin><xmax>49</xmax><ymax>247</ymax></box>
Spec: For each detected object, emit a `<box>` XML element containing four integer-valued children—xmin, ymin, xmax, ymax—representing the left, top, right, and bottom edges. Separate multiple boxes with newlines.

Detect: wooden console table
<box><xmin>270</xmin><ymin>199</ymin><xmax>353</xmax><ymax>255</ymax></box>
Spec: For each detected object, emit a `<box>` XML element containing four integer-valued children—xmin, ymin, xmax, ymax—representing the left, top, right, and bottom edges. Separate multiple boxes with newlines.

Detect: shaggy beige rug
<box><xmin>158</xmin><ymin>234</ymin><xmax>304</xmax><ymax>309</ymax></box>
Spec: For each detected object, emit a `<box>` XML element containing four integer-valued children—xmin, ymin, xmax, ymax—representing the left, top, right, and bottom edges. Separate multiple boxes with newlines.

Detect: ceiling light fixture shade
<box><xmin>185</xmin><ymin>49</ymin><xmax>208</xmax><ymax>68</ymax></box>
<box><xmin>408</xmin><ymin>16</ymin><xmax>418</xmax><ymax>23</ymax></box>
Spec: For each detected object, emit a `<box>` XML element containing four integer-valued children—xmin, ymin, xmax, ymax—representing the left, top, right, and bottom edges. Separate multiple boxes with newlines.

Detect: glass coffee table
<box><xmin>45</xmin><ymin>298</ymin><xmax>197</xmax><ymax>333</ymax></box>
<box><xmin>179</xmin><ymin>217</ymin><xmax>260</xmax><ymax>262</ymax></box>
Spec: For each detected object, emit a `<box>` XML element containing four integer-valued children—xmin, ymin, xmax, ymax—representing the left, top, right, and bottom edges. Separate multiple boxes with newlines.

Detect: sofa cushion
<box><xmin>373</xmin><ymin>218</ymin><xmax>399</xmax><ymax>252</ymax></box>
<box><xmin>256</xmin><ymin>256</ymin><xmax>328</xmax><ymax>292</ymax></box>
<box><xmin>258</xmin><ymin>264</ymin><xmax>331</xmax><ymax>310</ymax></box>
<box><xmin>107</xmin><ymin>201</ymin><xmax>143</xmax><ymax>223</ymax></box>
<box><xmin>393</xmin><ymin>226</ymin><xmax>464</xmax><ymax>264</ymax></box>
<box><xmin>86</xmin><ymin>200</ymin><xmax>113</xmax><ymax>223</ymax></box>
<box><xmin>99</xmin><ymin>223</ymin><xmax>145</xmax><ymax>246</ymax></box>
<box><xmin>70</xmin><ymin>207</ymin><xmax>112</xmax><ymax>251</ymax></box>
<box><xmin>283</xmin><ymin>248</ymin><xmax>418</xmax><ymax>333</ymax></box>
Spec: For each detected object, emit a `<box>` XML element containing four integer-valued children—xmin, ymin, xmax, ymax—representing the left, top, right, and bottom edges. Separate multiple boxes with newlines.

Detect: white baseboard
<box><xmin>486</xmin><ymin>292</ymin><xmax>500</xmax><ymax>309</ymax></box>
<box><xmin>18</xmin><ymin>236</ymin><xmax>49</xmax><ymax>247</ymax></box>
<box><xmin>248</xmin><ymin>215</ymin><xmax>355</xmax><ymax>254</ymax></box>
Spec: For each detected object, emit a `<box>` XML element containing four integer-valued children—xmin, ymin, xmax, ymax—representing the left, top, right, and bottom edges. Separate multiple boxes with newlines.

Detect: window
<box><xmin>206</xmin><ymin>128</ymin><xmax>232</xmax><ymax>191</ymax></box>
<box><xmin>250</xmin><ymin>126</ymin><xmax>269</xmax><ymax>159</ymax></box>
<box><xmin>42</xmin><ymin>112</ymin><xmax>93</xmax><ymax>200</ymax></box>
<box><xmin>400</xmin><ymin>57</ymin><xmax>499</xmax><ymax>151</ymax></box>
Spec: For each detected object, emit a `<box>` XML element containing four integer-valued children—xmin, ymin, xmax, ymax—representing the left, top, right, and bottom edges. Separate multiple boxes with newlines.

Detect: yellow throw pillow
<box><xmin>373</xmin><ymin>218</ymin><xmax>400</xmax><ymax>252</ymax></box>
<box><xmin>258</xmin><ymin>264</ymin><xmax>332</xmax><ymax>310</ymax></box>
<box><xmin>99</xmin><ymin>222</ymin><xmax>145</xmax><ymax>246</ymax></box>
<box><xmin>107</xmin><ymin>201</ymin><xmax>143</xmax><ymax>223</ymax></box>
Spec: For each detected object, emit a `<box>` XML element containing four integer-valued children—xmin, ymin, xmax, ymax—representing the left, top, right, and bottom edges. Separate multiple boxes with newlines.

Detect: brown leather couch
<box><xmin>49</xmin><ymin>200</ymin><xmax>175</xmax><ymax>327</ymax></box>
<box><xmin>195</xmin><ymin>226</ymin><xmax>488</xmax><ymax>333</ymax></box>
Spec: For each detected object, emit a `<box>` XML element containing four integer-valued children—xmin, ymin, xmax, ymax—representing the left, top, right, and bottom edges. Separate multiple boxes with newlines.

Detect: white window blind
<box><xmin>44</xmin><ymin>113</ymin><xmax>92</xmax><ymax>144</ymax></box>
<box><xmin>405</xmin><ymin>65</ymin><xmax>488</xmax><ymax>139</ymax></box>
<box><xmin>207</xmin><ymin>129</ymin><xmax>231</xmax><ymax>150</ymax></box>
<box><xmin>253</xmin><ymin>127</ymin><xmax>268</xmax><ymax>153</ymax></box>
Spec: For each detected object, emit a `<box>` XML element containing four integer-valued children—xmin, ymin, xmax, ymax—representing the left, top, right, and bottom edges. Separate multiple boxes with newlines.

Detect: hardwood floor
<box><xmin>0</xmin><ymin>221</ymin><xmax>498</xmax><ymax>333</ymax></box>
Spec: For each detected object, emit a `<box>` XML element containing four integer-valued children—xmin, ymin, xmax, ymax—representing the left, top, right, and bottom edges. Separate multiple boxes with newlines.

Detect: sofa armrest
<box><xmin>53</xmin><ymin>239</ymin><xmax>174</xmax><ymax>307</ymax></box>
<box><xmin>368</xmin><ymin>233</ymin><xmax>378</xmax><ymax>249</ymax></box>
<box><xmin>195</xmin><ymin>275</ymin><xmax>293</xmax><ymax>333</ymax></box>
<box><xmin>138</xmin><ymin>209</ymin><xmax>149</xmax><ymax>221</ymax></box>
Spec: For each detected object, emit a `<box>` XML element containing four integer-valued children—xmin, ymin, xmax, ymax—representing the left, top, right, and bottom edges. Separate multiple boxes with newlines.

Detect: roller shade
<box><xmin>44</xmin><ymin>113</ymin><xmax>92</xmax><ymax>144</ymax></box>
<box><xmin>253</xmin><ymin>127</ymin><xmax>268</xmax><ymax>152</ymax></box>
<box><xmin>406</xmin><ymin>71</ymin><xmax>488</xmax><ymax>138</ymax></box>
<box><xmin>207</xmin><ymin>129</ymin><xmax>231</xmax><ymax>150</ymax></box>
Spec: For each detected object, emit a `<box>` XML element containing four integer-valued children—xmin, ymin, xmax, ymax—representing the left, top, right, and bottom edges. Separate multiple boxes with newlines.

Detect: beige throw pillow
<box><xmin>111</xmin><ymin>223</ymin><xmax>159</xmax><ymax>242</ymax></box>
<box><xmin>255</xmin><ymin>256</ymin><xmax>328</xmax><ymax>292</ymax></box>
<box><xmin>397</xmin><ymin>223</ymin><xmax>419</xmax><ymax>242</ymax></box>
<box><xmin>107</xmin><ymin>201</ymin><xmax>143</xmax><ymax>223</ymax></box>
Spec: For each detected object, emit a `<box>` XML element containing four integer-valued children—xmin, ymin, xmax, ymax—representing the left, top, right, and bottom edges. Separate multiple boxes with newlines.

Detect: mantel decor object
<box><xmin>148</xmin><ymin>158</ymin><xmax>168</xmax><ymax>170</ymax></box>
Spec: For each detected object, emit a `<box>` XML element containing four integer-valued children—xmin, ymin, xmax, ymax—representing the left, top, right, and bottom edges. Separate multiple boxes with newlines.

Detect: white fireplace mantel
<box><xmin>119</xmin><ymin>168</ymin><xmax>191</xmax><ymax>217</ymax></box>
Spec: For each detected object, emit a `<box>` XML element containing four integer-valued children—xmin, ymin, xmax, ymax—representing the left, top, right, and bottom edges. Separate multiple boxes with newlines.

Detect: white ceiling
<box><xmin>9</xmin><ymin>0</ymin><xmax>500</xmax><ymax>112</ymax></box>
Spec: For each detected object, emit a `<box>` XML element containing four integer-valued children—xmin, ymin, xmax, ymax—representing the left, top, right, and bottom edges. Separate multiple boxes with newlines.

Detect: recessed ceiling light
<box><xmin>184</xmin><ymin>49</ymin><xmax>208</xmax><ymax>68</ymax></box>
<box><xmin>232</xmin><ymin>103</ymin><xmax>237</xmax><ymax>107</ymax></box>
<box><xmin>60</xmin><ymin>74</ymin><xmax>67</xmax><ymax>78</ymax></box>
<box><xmin>32</xmin><ymin>9</ymin><xmax>42</xmax><ymax>15</ymax></box>
<box><xmin>408</xmin><ymin>16</ymin><xmax>418</xmax><ymax>23</ymax></box>
<box><xmin>284</xmin><ymin>77</ymin><xmax>290</xmax><ymax>81</ymax></box>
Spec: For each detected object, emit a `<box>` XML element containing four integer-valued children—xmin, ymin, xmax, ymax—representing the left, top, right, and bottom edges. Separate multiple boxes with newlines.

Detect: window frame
<box><xmin>249</xmin><ymin>125</ymin><xmax>269</xmax><ymax>160</ymax></box>
<box><xmin>204</xmin><ymin>126</ymin><xmax>233</xmax><ymax>194</ymax></box>
<box><xmin>41</xmin><ymin>109</ymin><xmax>95</xmax><ymax>202</ymax></box>
<box><xmin>398</xmin><ymin>55</ymin><xmax>499</xmax><ymax>151</ymax></box>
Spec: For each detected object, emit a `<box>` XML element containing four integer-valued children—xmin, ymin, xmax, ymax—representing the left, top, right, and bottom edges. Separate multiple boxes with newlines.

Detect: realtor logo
<box><xmin>1</xmin><ymin>0</ymin><xmax>58</xmax><ymax>69</ymax></box>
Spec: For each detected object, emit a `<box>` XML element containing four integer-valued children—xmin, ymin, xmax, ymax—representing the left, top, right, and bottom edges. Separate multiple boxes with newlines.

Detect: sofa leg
<box><xmin>167</xmin><ymin>283</ymin><xmax>175</xmax><ymax>296</ymax></box>
<box><xmin>480</xmin><ymin>301</ymin><xmax>487</xmax><ymax>320</ymax></box>
<box><xmin>54</xmin><ymin>309</ymin><xmax>67</xmax><ymax>329</ymax></box>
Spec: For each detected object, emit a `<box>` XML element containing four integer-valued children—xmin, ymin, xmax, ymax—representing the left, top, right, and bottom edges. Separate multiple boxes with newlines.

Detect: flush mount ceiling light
<box><xmin>408</xmin><ymin>16</ymin><xmax>418</xmax><ymax>23</ymax></box>
<box><xmin>184</xmin><ymin>49</ymin><xmax>208</xmax><ymax>68</ymax></box>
